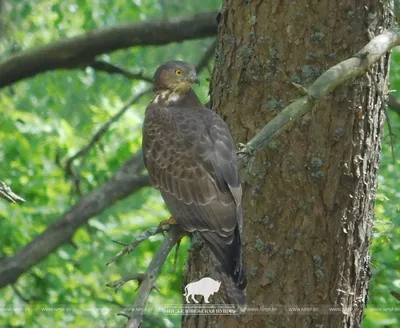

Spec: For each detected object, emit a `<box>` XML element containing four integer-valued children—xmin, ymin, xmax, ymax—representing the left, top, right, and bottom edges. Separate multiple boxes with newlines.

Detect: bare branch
<box><xmin>0</xmin><ymin>150</ymin><xmax>150</xmax><ymax>289</ymax></box>
<box><xmin>64</xmin><ymin>88</ymin><xmax>151</xmax><ymax>182</ymax></box>
<box><xmin>87</xmin><ymin>36</ymin><xmax>216</xmax><ymax>83</ymax></box>
<box><xmin>126</xmin><ymin>226</ymin><xmax>184</xmax><ymax>328</ymax></box>
<box><xmin>0</xmin><ymin>181</ymin><xmax>25</xmax><ymax>203</ymax></box>
<box><xmin>238</xmin><ymin>27</ymin><xmax>400</xmax><ymax>165</ymax></box>
<box><xmin>194</xmin><ymin>39</ymin><xmax>217</xmax><ymax>74</ymax></box>
<box><xmin>86</xmin><ymin>38</ymin><xmax>216</xmax><ymax>83</ymax></box>
<box><xmin>118</xmin><ymin>312</ymin><xmax>130</xmax><ymax>319</ymax></box>
<box><xmin>0</xmin><ymin>12</ymin><xmax>218</xmax><ymax>89</ymax></box>
<box><xmin>88</xmin><ymin>61</ymin><xmax>153</xmax><ymax>82</ymax></box>
<box><xmin>390</xmin><ymin>290</ymin><xmax>400</xmax><ymax>301</ymax></box>
<box><xmin>106</xmin><ymin>224</ymin><xmax>170</xmax><ymax>266</ymax></box>
<box><xmin>106</xmin><ymin>274</ymin><xmax>147</xmax><ymax>291</ymax></box>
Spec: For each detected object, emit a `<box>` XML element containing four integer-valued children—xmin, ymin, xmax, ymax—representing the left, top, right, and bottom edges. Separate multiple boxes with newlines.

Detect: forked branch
<box><xmin>107</xmin><ymin>226</ymin><xmax>184</xmax><ymax>328</ymax></box>
<box><xmin>106</xmin><ymin>273</ymin><xmax>160</xmax><ymax>294</ymax></box>
<box><xmin>106</xmin><ymin>224</ymin><xmax>170</xmax><ymax>266</ymax></box>
<box><xmin>125</xmin><ymin>226</ymin><xmax>184</xmax><ymax>328</ymax></box>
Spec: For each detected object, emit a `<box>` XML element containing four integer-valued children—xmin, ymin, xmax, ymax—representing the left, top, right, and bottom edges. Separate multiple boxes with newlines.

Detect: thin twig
<box><xmin>172</xmin><ymin>239</ymin><xmax>181</xmax><ymax>272</ymax></box>
<box><xmin>0</xmin><ymin>181</ymin><xmax>25</xmax><ymax>203</ymax></box>
<box><xmin>112</xmin><ymin>240</ymin><xmax>128</xmax><ymax>247</ymax></box>
<box><xmin>118</xmin><ymin>312</ymin><xmax>130</xmax><ymax>319</ymax></box>
<box><xmin>107</xmin><ymin>224</ymin><xmax>170</xmax><ymax>266</ymax></box>
<box><xmin>195</xmin><ymin>39</ymin><xmax>217</xmax><ymax>74</ymax></box>
<box><xmin>390</xmin><ymin>290</ymin><xmax>400</xmax><ymax>301</ymax></box>
<box><xmin>159</xmin><ymin>0</ymin><xmax>168</xmax><ymax>21</ymax></box>
<box><xmin>89</xmin><ymin>61</ymin><xmax>152</xmax><ymax>82</ymax></box>
<box><xmin>64</xmin><ymin>88</ymin><xmax>151</xmax><ymax>183</ymax></box>
<box><xmin>0</xmin><ymin>149</ymin><xmax>150</xmax><ymax>290</ymax></box>
<box><xmin>85</xmin><ymin>36</ymin><xmax>216</xmax><ymax>83</ymax></box>
<box><xmin>126</xmin><ymin>225</ymin><xmax>184</xmax><ymax>328</ymax></box>
<box><xmin>106</xmin><ymin>273</ymin><xmax>146</xmax><ymax>291</ymax></box>
<box><xmin>388</xmin><ymin>94</ymin><xmax>400</xmax><ymax>116</ymax></box>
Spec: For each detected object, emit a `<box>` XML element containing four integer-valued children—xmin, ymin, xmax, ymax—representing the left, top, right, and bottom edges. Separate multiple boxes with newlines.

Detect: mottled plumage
<box><xmin>142</xmin><ymin>61</ymin><xmax>246</xmax><ymax>309</ymax></box>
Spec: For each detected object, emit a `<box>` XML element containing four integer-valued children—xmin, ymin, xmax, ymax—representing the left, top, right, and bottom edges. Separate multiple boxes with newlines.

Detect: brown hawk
<box><xmin>142</xmin><ymin>61</ymin><xmax>246</xmax><ymax>309</ymax></box>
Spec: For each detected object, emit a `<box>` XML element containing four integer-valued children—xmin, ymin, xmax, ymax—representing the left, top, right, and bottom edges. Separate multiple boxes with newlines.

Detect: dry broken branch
<box><xmin>0</xmin><ymin>181</ymin><xmax>25</xmax><ymax>203</ymax></box>
<box><xmin>106</xmin><ymin>224</ymin><xmax>170</xmax><ymax>266</ymax></box>
<box><xmin>89</xmin><ymin>61</ymin><xmax>153</xmax><ymax>82</ymax></box>
<box><xmin>125</xmin><ymin>226</ymin><xmax>184</xmax><ymax>328</ymax></box>
<box><xmin>106</xmin><ymin>273</ymin><xmax>159</xmax><ymax>293</ymax></box>
<box><xmin>0</xmin><ymin>149</ymin><xmax>150</xmax><ymax>289</ymax></box>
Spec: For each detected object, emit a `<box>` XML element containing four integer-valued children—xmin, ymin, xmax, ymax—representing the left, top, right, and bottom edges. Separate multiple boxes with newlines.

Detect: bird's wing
<box><xmin>142</xmin><ymin>104</ymin><xmax>242</xmax><ymax>237</ymax></box>
<box><xmin>207</xmin><ymin>110</ymin><xmax>243</xmax><ymax>233</ymax></box>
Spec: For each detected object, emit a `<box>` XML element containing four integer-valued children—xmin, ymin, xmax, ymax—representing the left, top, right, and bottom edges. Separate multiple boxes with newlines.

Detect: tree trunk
<box><xmin>183</xmin><ymin>1</ymin><xmax>392</xmax><ymax>328</ymax></box>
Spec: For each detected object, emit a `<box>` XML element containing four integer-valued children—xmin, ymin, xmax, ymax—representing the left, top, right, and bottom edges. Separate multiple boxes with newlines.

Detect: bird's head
<box><xmin>152</xmin><ymin>61</ymin><xmax>200</xmax><ymax>94</ymax></box>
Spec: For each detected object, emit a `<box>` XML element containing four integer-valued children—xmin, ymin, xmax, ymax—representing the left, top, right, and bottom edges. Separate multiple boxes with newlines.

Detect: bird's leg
<box><xmin>172</xmin><ymin>235</ymin><xmax>184</xmax><ymax>272</ymax></box>
<box><xmin>159</xmin><ymin>217</ymin><xmax>179</xmax><ymax>237</ymax></box>
<box><xmin>159</xmin><ymin>216</ymin><xmax>177</xmax><ymax>226</ymax></box>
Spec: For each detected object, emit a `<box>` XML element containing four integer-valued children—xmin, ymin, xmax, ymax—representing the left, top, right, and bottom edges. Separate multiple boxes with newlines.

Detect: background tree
<box><xmin>0</xmin><ymin>1</ymin><xmax>399</xmax><ymax>328</ymax></box>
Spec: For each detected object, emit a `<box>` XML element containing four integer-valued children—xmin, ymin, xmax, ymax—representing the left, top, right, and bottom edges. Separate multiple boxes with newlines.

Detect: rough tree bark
<box><xmin>183</xmin><ymin>1</ymin><xmax>391</xmax><ymax>328</ymax></box>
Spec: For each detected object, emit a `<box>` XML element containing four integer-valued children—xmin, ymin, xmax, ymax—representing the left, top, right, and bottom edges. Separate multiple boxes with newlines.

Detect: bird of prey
<box><xmin>142</xmin><ymin>61</ymin><xmax>246</xmax><ymax>310</ymax></box>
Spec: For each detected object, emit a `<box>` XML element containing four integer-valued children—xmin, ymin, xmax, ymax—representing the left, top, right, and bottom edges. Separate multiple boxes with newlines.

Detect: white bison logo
<box><xmin>183</xmin><ymin>277</ymin><xmax>221</xmax><ymax>304</ymax></box>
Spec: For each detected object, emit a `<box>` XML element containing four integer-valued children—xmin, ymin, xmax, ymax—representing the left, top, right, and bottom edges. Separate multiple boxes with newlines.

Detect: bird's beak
<box><xmin>189</xmin><ymin>75</ymin><xmax>200</xmax><ymax>85</ymax></box>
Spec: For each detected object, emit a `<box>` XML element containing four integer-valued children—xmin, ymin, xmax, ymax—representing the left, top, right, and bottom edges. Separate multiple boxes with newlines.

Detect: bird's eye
<box><xmin>175</xmin><ymin>69</ymin><xmax>182</xmax><ymax>76</ymax></box>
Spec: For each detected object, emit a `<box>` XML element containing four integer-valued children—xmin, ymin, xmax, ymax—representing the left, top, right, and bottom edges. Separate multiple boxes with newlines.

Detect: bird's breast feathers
<box><xmin>152</xmin><ymin>90</ymin><xmax>182</xmax><ymax>105</ymax></box>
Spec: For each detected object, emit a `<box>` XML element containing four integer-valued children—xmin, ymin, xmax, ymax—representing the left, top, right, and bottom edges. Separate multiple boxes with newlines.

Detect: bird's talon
<box><xmin>237</xmin><ymin>143</ymin><xmax>246</xmax><ymax>150</ymax></box>
<box><xmin>159</xmin><ymin>217</ymin><xmax>177</xmax><ymax>226</ymax></box>
<box><xmin>159</xmin><ymin>217</ymin><xmax>177</xmax><ymax>236</ymax></box>
<box><xmin>237</xmin><ymin>144</ymin><xmax>255</xmax><ymax>157</ymax></box>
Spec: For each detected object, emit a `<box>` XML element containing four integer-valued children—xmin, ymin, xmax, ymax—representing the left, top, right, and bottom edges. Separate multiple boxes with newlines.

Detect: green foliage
<box><xmin>0</xmin><ymin>1</ymin><xmax>219</xmax><ymax>327</ymax></box>
<box><xmin>362</xmin><ymin>49</ymin><xmax>400</xmax><ymax>328</ymax></box>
